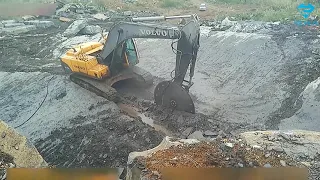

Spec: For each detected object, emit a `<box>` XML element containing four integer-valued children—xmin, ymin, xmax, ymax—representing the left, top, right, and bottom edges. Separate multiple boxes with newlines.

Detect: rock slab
<box><xmin>0</xmin><ymin>120</ymin><xmax>47</xmax><ymax>168</ymax></box>
<box><xmin>0</xmin><ymin>25</ymin><xmax>36</xmax><ymax>34</ymax></box>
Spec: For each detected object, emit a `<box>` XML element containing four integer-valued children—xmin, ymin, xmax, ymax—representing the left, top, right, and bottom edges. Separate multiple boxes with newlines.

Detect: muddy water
<box><xmin>117</xmin><ymin>103</ymin><xmax>172</xmax><ymax>136</ymax></box>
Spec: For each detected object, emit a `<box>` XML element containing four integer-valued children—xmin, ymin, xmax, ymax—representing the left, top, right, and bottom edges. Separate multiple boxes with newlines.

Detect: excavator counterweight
<box><xmin>60</xmin><ymin>14</ymin><xmax>200</xmax><ymax>114</ymax></box>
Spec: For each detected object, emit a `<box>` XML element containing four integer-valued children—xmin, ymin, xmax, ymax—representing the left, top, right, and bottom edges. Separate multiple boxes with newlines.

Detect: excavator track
<box><xmin>70</xmin><ymin>74</ymin><xmax>120</xmax><ymax>102</ymax></box>
<box><xmin>69</xmin><ymin>66</ymin><xmax>153</xmax><ymax>103</ymax></box>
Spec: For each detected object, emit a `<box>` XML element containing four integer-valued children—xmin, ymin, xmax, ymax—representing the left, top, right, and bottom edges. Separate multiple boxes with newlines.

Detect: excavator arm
<box><xmin>99</xmin><ymin>15</ymin><xmax>200</xmax><ymax>113</ymax></box>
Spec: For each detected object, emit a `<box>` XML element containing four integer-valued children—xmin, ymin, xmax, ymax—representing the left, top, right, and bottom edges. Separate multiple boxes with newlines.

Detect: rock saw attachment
<box><xmin>154</xmin><ymin>81</ymin><xmax>195</xmax><ymax>114</ymax></box>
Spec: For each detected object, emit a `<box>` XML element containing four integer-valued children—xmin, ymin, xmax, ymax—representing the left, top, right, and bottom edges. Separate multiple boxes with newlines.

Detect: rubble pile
<box><xmin>0</xmin><ymin>0</ymin><xmax>158</xmax><ymax>36</ymax></box>
<box><xmin>127</xmin><ymin>131</ymin><xmax>320</xmax><ymax>180</ymax></box>
<box><xmin>55</xmin><ymin>2</ymin><xmax>99</xmax><ymax>18</ymax></box>
<box><xmin>55</xmin><ymin>1</ymin><xmax>159</xmax><ymax>21</ymax></box>
<box><xmin>134</xmin><ymin>139</ymin><xmax>298</xmax><ymax>179</ymax></box>
<box><xmin>201</xmin><ymin>17</ymin><xmax>284</xmax><ymax>33</ymax></box>
<box><xmin>144</xmin><ymin>141</ymin><xmax>297</xmax><ymax>170</ymax></box>
<box><xmin>140</xmin><ymin>101</ymin><xmax>264</xmax><ymax>142</ymax></box>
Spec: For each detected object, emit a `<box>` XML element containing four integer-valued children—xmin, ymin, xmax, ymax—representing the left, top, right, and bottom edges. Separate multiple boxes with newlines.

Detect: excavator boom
<box><xmin>101</xmin><ymin>15</ymin><xmax>200</xmax><ymax>87</ymax></box>
<box><xmin>100</xmin><ymin>14</ymin><xmax>200</xmax><ymax>113</ymax></box>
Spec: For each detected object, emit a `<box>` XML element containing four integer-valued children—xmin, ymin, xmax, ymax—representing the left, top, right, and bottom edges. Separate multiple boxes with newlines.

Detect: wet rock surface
<box><xmin>135</xmin><ymin>24</ymin><xmax>320</xmax><ymax>131</ymax></box>
<box><xmin>278</xmin><ymin>77</ymin><xmax>320</xmax><ymax>131</ymax></box>
<box><xmin>0</xmin><ymin>72</ymin><xmax>162</xmax><ymax>168</ymax></box>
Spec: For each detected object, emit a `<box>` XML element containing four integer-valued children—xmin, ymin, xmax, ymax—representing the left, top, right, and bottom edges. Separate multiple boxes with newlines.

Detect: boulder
<box><xmin>181</xmin><ymin>127</ymin><xmax>193</xmax><ymax>138</ymax></box>
<box><xmin>76</xmin><ymin>9</ymin><xmax>85</xmax><ymax>14</ymax></box>
<box><xmin>63</xmin><ymin>19</ymin><xmax>88</xmax><ymax>37</ymax></box>
<box><xmin>22</xmin><ymin>15</ymin><xmax>35</xmax><ymax>21</ymax></box>
<box><xmin>124</xmin><ymin>11</ymin><xmax>133</xmax><ymax>16</ymax></box>
<box><xmin>221</xmin><ymin>17</ymin><xmax>237</xmax><ymax>27</ymax></box>
<box><xmin>187</xmin><ymin>130</ymin><xmax>205</xmax><ymax>140</ymax></box>
<box><xmin>56</xmin><ymin>3</ymin><xmax>77</xmax><ymax>16</ymax></box>
<box><xmin>92</xmin><ymin>13</ymin><xmax>109</xmax><ymax>21</ymax></box>
<box><xmin>79</xmin><ymin>25</ymin><xmax>101</xmax><ymax>35</ymax></box>
<box><xmin>59</xmin><ymin>17</ymin><xmax>72</xmax><ymax>22</ymax></box>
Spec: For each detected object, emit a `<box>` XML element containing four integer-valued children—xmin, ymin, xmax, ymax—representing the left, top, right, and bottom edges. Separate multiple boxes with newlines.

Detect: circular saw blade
<box><xmin>154</xmin><ymin>81</ymin><xmax>195</xmax><ymax>114</ymax></box>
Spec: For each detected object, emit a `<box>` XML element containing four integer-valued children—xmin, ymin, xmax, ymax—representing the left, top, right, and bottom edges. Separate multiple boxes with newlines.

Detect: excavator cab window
<box><xmin>124</xmin><ymin>39</ymin><xmax>138</xmax><ymax>66</ymax></box>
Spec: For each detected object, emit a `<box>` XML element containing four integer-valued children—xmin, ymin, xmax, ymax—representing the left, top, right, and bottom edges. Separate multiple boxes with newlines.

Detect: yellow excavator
<box><xmin>60</xmin><ymin>14</ymin><xmax>200</xmax><ymax>113</ymax></box>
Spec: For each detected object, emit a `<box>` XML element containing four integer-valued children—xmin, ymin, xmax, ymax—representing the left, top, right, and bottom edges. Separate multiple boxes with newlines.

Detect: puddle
<box><xmin>138</xmin><ymin>113</ymin><xmax>172</xmax><ymax>136</ymax></box>
<box><xmin>118</xmin><ymin>103</ymin><xmax>139</xmax><ymax>117</ymax></box>
<box><xmin>118</xmin><ymin>103</ymin><xmax>172</xmax><ymax>136</ymax></box>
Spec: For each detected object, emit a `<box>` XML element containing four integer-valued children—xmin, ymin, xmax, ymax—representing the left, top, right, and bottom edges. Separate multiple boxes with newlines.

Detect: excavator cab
<box><xmin>105</xmin><ymin>39</ymin><xmax>139</xmax><ymax>76</ymax></box>
<box><xmin>123</xmin><ymin>39</ymin><xmax>139</xmax><ymax>67</ymax></box>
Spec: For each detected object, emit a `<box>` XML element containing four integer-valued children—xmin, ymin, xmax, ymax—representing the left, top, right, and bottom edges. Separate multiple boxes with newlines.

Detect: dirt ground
<box><xmin>143</xmin><ymin>142</ymin><xmax>298</xmax><ymax>170</ymax></box>
<box><xmin>35</xmin><ymin>113</ymin><xmax>164</xmax><ymax>168</ymax></box>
